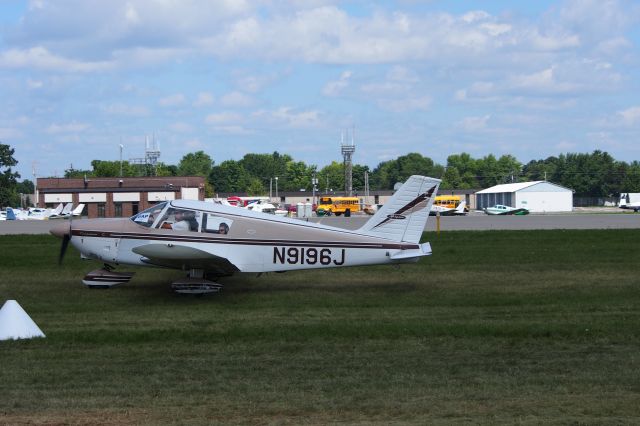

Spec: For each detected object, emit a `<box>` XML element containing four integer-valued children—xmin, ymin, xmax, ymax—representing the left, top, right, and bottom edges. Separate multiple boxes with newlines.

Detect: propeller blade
<box><xmin>58</xmin><ymin>234</ymin><xmax>70</xmax><ymax>265</ymax></box>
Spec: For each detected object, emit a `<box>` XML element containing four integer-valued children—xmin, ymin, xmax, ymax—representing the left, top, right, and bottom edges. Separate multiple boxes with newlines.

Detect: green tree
<box><xmin>445</xmin><ymin>153</ymin><xmax>480</xmax><ymax>189</ymax></box>
<box><xmin>177</xmin><ymin>151</ymin><xmax>213</xmax><ymax>177</ymax></box>
<box><xmin>620</xmin><ymin>161</ymin><xmax>640</xmax><ymax>192</ymax></box>
<box><xmin>240</xmin><ymin>152</ymin><xmax>290</xmax><ymax>188</ymax></box>
<box><xmin>245</xmin><ymin>177</ymin><xmax>266</xmax><ymax>196</ymax></box>
<box><xmin>317</xmin><ymin>161</ymin><xmax>344</xmax><ymax>193</ymax></box>
<box><xmin>209</xmin><ymin>160</ymin><xmax>250</xmax><ymax>193</ymax></box>
<box><xmin>16</xmin><ymin>179</ymin><xmax>35</xmax><ymax>194</ymax></box>
<box><xmin>0</xmin><ymin>143</ymin><xmax>20</xmax><ymax>207</ymax></box>
<box><xmin>371</xmin><ymin>153</ymin><xmax>442</xmax><ymax>189</ymax></box>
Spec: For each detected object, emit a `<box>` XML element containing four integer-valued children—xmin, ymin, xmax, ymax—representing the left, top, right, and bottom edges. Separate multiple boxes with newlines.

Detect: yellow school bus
<box><xmin>317</xmin><ymin>196</ymin><xmax>360</xmax><ymax>216</ymax></box>
<box><xmin>434</xmin><ymin>195</ymin><xmax>463</xmax><ymax>209</ymax></box>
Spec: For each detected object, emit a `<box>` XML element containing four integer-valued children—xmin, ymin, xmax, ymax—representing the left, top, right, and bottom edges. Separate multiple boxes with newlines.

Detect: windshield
<box><xmin>131</xmin><ymin>202</ymin><xmax>167</xmax><ymax>228</ymax></box>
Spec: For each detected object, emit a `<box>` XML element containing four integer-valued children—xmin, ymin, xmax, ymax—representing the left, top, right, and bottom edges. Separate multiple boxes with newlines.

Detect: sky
<box><xmin>1</xmin><ymin>0</ymin><xmax>639</xmax><ymax>180</ymax></box>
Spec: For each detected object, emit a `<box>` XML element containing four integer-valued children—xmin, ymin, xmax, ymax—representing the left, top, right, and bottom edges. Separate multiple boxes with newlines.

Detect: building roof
<box><xmin>476</xmin><ymin>181</ymin><xmax>570</xmax><ymax>194</ymax></box>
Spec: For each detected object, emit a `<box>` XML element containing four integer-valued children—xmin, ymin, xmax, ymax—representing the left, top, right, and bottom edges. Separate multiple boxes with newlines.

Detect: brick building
<box><xmin>37</xmin><ymin>176</ymin><xmax>206</xmax><ymax>218</ymax></box>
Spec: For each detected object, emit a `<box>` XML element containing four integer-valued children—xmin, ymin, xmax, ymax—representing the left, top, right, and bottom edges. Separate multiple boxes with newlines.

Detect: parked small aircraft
<box><xmin>51</xmin><ymin>175</ymin><xmax>441</xmax><ymax>294</ymax></box>
<box><xmin>619</xmin><ymin>193</ymin><xmax>640</xmax><ymax>212</ymax></box>
<box><xmin>430</xmin><ymin>201</ymin><xmax>467</xmax><ymax>216</ymax></box>
<box><xmin>483</xmin><ymin>204</ymin><xmax>529</xmax><ymax>215</ymax></box>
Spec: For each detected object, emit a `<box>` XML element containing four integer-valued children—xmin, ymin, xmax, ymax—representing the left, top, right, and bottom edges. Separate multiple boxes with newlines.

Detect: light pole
<box><xmin>270</xmin><ymin>178</ymin><xmax>273</xmax><ymax>201</ymax></box>
<box><xmin>275</xmin><ymin>176</ymin><xmax>279</xmax><ymax>200</ymax></box>
<box><xmin>312</xmin><ymin>173</ymin><xmax>318</xmax><ymax>207</ymax></box>
<box><xmin>119</xmin><ymin>143</ymin><xmax>124</xmax><ymax>177</ymax></box>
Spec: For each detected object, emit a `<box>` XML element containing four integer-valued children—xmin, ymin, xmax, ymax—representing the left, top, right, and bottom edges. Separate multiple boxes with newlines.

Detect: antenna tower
<box><xmin>129</xmin><ymin>135</ymin><xmax>161</xmax><ymax>175</ymax></box>
<box><xmin>341</xmin><ymin>128</ymin><xmax>356</xmax><ymax>196</ymax></box>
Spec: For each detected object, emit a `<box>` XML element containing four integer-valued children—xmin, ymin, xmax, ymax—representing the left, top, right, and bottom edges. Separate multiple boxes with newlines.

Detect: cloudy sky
<box><xmin>1</xmin><ymin>0</ymin><xmax>639</xmax><ymax>179</ymax></box>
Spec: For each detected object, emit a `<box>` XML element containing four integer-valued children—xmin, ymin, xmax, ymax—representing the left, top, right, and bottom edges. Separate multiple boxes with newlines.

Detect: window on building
<box><xmin>132</xmin><ymin>202</ymin><xmax>139</xmax><ymax>215</ymax></box>
<box><xmin>97</xmin><ymin>203</ymin><xmax>106</xmax><ymax>218</ymax></box>
<box><xmin>114</xmin><ymin>203</ymin><xmax>123</xmax><ymax>217</ymax></box>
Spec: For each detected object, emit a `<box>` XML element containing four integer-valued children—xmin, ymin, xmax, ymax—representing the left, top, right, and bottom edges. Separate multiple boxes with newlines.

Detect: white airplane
<box><xmin>71</xmin><ymin>204</ymin><xmax>85</xmax><ymax>217</ymax></box>
<box><xmin>51</xmin><ymin>175</ymin><xmax>441</xmax><ymax>294</ymax></box>
<box><xmin>50</xmin><ymin>203</ymin><xmax>76</xmax><ymax>219</ymax></box>
<box><xmin>430</xmin><ymin>201</ymin><xmax>467</xmax><ymax>216</ymax></box>
<box><xmin>245</xmin><ymin>200</ymin><xmax>288</xmax><ymax>216</ymax></box>
<box><xmin>619</xmin><ymin>193</ymin><xmax>640</xmax><ymax>212</ymax></box>
<box><xmin>4</xmin><ymin>207</ymin><xmax>49</xmax><ymax>220</ymax></box>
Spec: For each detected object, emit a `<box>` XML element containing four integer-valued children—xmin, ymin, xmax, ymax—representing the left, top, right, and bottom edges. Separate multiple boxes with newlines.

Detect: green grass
<box><xmin>1</xmin><ymin>230</ymin><xmax>639</xmax><ymax>425</ymax></box>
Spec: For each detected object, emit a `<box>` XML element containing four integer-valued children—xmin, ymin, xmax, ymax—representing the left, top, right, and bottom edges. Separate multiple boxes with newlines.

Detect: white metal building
<box><xmin>476</xmin><ymin>181</ymin><xmax>573</xmax><ymax>213</ymax></box>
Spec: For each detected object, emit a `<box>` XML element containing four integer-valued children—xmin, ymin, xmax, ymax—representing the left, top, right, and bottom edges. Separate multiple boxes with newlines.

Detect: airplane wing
<box><xmin>132</xmin><ymin>244</ymin><xmax>239</xmax><ymax>276</ymax></box>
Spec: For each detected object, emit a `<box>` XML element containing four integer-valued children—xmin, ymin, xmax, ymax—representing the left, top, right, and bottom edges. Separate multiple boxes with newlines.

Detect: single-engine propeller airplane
<box><xmin>51</xmin><ymin>175</ymin><xmax>441</xmax><ymax>294</ymax></box>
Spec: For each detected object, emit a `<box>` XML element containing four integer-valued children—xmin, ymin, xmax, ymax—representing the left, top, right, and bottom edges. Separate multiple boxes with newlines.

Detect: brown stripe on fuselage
<box><xmin>71</xmin><ymin>229</ymin><xmax>419</xmax><ymax>250</ymax></box>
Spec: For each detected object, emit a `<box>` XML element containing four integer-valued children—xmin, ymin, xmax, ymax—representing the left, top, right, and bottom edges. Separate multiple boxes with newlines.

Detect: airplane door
<box><xmin>101</xmin><ymin>238</ymin><xmax>120</xmax><ymax>262</ymax></box>
<box><xmin>80</xmin><ymin>237</ymin><xmax>120</xmax><ymax>262</ymax></box>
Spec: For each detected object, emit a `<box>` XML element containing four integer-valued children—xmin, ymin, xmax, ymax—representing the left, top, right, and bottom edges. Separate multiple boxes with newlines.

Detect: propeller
<box><xmin>51</xmin><ymin>220</ymin><xmax>72</xmax><ymax>265</ymax></box>
<box><xmin>58</xmin><ymin>233</ymin><xmax>70</xmax><ymax>265</ymax></box>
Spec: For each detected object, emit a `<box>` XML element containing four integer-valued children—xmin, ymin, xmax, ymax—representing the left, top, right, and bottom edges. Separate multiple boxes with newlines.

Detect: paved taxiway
<box><xmin>1</xmin><ymin>210</ymin><xmax>638</xmax><ymax>235</ymax></box>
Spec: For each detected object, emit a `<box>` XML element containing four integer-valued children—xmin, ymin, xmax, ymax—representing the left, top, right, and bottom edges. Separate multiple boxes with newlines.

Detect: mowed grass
<box><xmin>1</xmin><ymin>230</ymin><xmax>639</xmax><ymax>425</ymax></box>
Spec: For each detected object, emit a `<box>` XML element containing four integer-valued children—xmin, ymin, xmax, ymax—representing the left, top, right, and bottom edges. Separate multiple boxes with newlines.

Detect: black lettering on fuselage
<box><xmin>273</xmin><ymin>247</ymin><xmax>346</xmax><ymax>266</ymax></box>
<box><xmin>273</xmin><ymin>247</ymin><xmax>286</xmax><ymax>264</ymax></box>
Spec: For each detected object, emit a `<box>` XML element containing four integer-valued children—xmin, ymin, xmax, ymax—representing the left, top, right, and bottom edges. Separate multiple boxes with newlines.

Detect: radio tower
<box><xmin>341</xmin><ymin>129</ymin><xmax>356</xmax><ymax>196</ymax></box>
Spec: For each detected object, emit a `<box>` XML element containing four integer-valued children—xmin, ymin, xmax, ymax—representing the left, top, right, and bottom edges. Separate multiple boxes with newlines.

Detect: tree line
<box><xmin>64</xmin><ymin>149</ymin><xmax>640</xmax><ymax>198</ymax></box>
<box><xmin>2</xmin><ymin>141</ymin><xmax>640</xmax><ymax>207</ymax></box>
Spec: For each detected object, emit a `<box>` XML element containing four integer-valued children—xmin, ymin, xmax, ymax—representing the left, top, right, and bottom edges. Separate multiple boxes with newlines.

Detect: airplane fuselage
<box><xmin>68</xmin><ymin>212</ymin><xmax>421</xmax><ymax>275</ymax></box>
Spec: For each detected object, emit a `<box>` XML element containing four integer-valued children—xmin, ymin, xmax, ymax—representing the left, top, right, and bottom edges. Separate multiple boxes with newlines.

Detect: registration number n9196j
<box><xmin>273</xmin><ymin>247</ymin><xmax>345</xmax><ymax>266</ymax></box>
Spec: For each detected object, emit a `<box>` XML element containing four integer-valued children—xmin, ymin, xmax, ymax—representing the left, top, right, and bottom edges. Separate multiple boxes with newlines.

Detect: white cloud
<box><xmin>102</xmin><ymin>103</ymin><xmax>150</xmax><ymax>117</ymax></box>
<box><xmin>220</xmin><ymin>91</ymin><xmax>254</xmax><ymax>107</ymax></box>
<box><xmin>169</xmin><ymin>122</ymin><xmax>193</xmax><ymax>133</ymax></box>
<box><xmin>193</xmin><ymin>92</ymin><xmax>214</xmax><ymax>107</ymax></box>
<box><xmin>205</xmin><ymin>111</ymin><xmax>242</xmax><ymax>125</ymax></box>
<box><xmin>322</xmin><ymin>70</ymin><xmax>352</xmax><ymax>96</ymax></box>
<box><xmin>254</xmin><ymin>107</ymin><xmax>322</xmax><ymax>128</ymax></box>
<box><xmin>27</xmin><ymin>79</ymin><xmax>43</xmax><ymax>89</ymax></box>
<box><xmin>0</xmin><ymin>127</ymin><xmax>24</xmax><ymax>139</ymax></box>
<box><xmin>0</xmin><ymin>47</ymin><xmax>112</xmax><ymax>72</ymax></box>
<box><xmin>159</xmin><ymin>94</ymin><xmax>186</xmax><ymax>107</ymax></box>
<box><xmin>378</xmin><ymin>96</ymin><xmax>431</xmax><ymax>113</ymax></box>
<box><xmin>458</xmin><ymin>115</ymin><xmax>491</xmax><ymax>132</ymax></box>
<box><xmin>184</xmin><ymin>138</ymin><xmax>205</xmax><ymax>149</ymax></box>
<box><xmin>45</xmin><ymin>121</ymin><xmax>90</xmax><ymax>134</ymax></box>
<box><xmin>618</xmin><ymin>106</ymin><xmax>640</xmax><ymax>126</ymax></box>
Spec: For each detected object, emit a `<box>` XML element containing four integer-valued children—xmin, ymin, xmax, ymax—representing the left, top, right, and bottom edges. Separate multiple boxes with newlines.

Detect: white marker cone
<box><xmin>0</xmin><ymin>300</ymin><xmax>46</xmax><ymax>340</ymax></box>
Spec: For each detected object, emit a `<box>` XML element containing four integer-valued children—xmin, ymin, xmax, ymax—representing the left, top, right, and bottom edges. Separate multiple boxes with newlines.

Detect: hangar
<box><xmin>37</xmin><ymin>176</ymin><xmax>205</xmax><ymax>218</ymax></box>
<box><xmin>475</xmin><ymin>181</ymin><xmax>573</xmax><ymax>213</ymax></box>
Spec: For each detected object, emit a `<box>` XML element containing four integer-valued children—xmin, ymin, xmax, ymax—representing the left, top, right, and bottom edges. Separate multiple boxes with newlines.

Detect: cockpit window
<box><xmin>131</xmin><ymin>202</ymin><xmax>167</xmax><ymax>228</ymax></box>
<box><xmin>157</xmin><ymin>208</ymin><xmax>201</xmax><ymax>232</ymax></box>
<box><xmin>201</xmin><ymin>213</ymin><xmax>233</xmax><ymax>235</ymax></box>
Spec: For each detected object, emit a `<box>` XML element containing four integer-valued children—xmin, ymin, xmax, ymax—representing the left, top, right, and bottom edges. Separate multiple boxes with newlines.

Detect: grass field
<box><xmin>1</xmin><ymin>230</ymin><xmax>639</xmax><ymax>425</ymax></box>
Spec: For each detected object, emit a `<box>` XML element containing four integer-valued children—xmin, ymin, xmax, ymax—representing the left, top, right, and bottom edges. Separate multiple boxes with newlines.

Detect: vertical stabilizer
<box><xmin>358</xmin><ymin>175</ymin><xmax>440</xmax><ymax>243</ymax></box>
<box><xmin>72</xmin><ymin>204</ymin><xmax>85</xmax><ymax>216</ymax></box>
<box><xmin>6</xmin><ymin>207</ymin><xmax>17</xmax><ymax>220</ymax></box>
<box><xmin>0</xmin><ymin>300</ymin><xmax>46</xmax><ymax>340</ymax></box>
<box><xmin>61</xmin><ymin>203</ymin><xmax>73</xmax><ymax>215</ymax></box>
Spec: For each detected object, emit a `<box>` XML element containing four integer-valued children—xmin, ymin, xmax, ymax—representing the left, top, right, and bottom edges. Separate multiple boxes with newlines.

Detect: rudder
<box><xmin>358</xmin><ymin>175</ymin><xmax>440</xmax><ymax>243</ymax></box>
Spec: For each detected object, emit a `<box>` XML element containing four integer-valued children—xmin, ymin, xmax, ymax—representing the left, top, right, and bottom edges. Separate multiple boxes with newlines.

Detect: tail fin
<box><xmin>358</xmin><ymin>175</ymin><xmax>440</xmax><ymax>243</ymax></box>
<box><xmin>6</xmin><ymin>207</ymin><xmax>17</xmax><ymax>220</ymax></box>
<box><xmin>51</xmin><ymin>203</ymin><xmax>63</xmax><ymax>216</ymax></box>
<box><xmin>455</xmin><ymin>201</ymin><xmax>467</xmax><ymax>215</ymax></box>
<box><xmin>62</xmin><ymin>203</ymin><xmax>73</xmax><ymax>215</ymax></box>
<box><xmin>72</xmin><ymin>204</ymin><xmax>85</xmax><ymax>216</ymax></box>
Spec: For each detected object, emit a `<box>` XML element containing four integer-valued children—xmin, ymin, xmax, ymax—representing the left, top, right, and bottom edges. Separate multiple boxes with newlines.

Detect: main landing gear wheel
<box><xmin>171</xmin><ymin>269</ymin><xmax>223</xmax><ymax>295</ymax></box>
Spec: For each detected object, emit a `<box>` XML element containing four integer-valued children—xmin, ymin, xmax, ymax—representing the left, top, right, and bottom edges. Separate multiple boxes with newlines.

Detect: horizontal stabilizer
<box><xmin>389</xmin><ymin>242</ymin><xmax>432</xmax><ymax>260</ymax></box>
